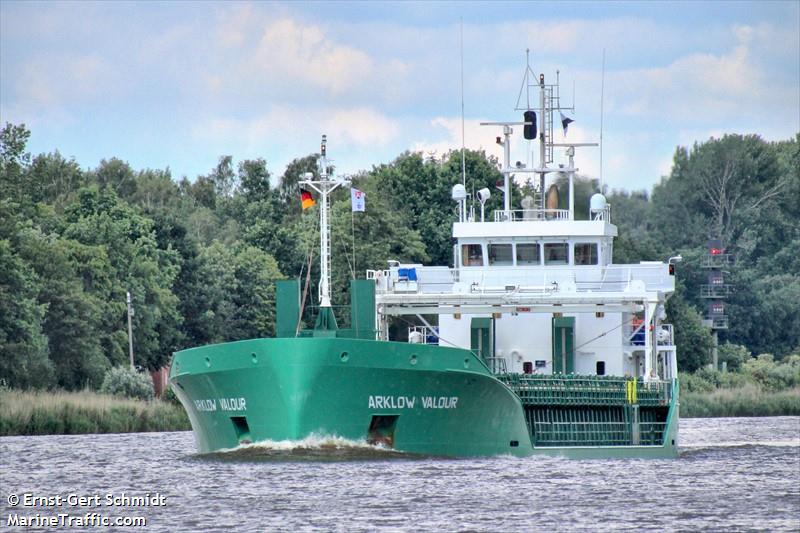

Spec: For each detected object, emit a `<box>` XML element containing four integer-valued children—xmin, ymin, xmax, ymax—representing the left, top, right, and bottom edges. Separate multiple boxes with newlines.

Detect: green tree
<box><xmin>15</xmin><ymin>229</ymin><xmax>110</xmax><ymax>388</ymax></box>
<box><xmin>90</xmin><ymin>158</ymin><xmax>137</xmax><ymax>199</ymax></box>
<box><xmin>238</xmin><ymin>158</ymin><xmax>272</xmax><ymax>202</ymax></box>
<box><xmin>371</xmin><ymin>149</ymin><xmax>503</xmax><ymax>266</ymax></box>
<box><xmin>666</xmin><ymin>288</ymin><xmax>715</xmax><ymax>372</ymax></box>
<box><xmin>718</xmin><ymin>343</ymin><xmax>750</xmax><ymax>372</ymax></box>
<box><xmin>127</xmin><ymin>168</ymin><xmax>180</xmax><ymax>212</ymax></box>
<box><xmin>605</xmin><ymin>189</ymin><xmax>661</xmax><ymax>263</ymax></box>
<box><xmin>62</xmin><ymin>187</ymin><xmax>182</xmax><ymax>371</ymax></box>
<box><xmin>209</xmin><ymin>155</ymin><xmax>237</xmax><ymax>199</ymax></box>
<box><xmin>0</xmin><ymin>123</ymin><xmax>32</xmax><ymax>205</ymax></box>
<box><xmin>0</xmin><ymin>240</ymin><xmax>54</xmax><ymax>389</ymax></box>
<box><xmin>26</xmin><ymin>152</ymin><xmax>85</xmax><ymax>210</ymax></box>
<box><xmin>197</xmin><ymin>241</ymin><xmax>284</xmax><ymax>342</ymax></box>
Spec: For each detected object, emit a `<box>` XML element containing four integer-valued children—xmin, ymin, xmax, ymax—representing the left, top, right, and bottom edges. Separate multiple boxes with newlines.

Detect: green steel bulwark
<box><xmin>170</xmin><ymin>337</ymin><xmax>534</xmax><ymax>456</ymax></box>
<box><xmin>170</xmin><ymin>335</ymin><xmax>679</xmax><ymax>458</ymax></box>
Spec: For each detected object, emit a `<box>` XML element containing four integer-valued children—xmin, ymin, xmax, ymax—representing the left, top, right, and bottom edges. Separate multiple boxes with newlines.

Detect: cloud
<box><xmin>187</xmin><ymin>8</ymin><xmax>415</xmax><ymax>106</ymax></box>
<box><xmin>610</xmin><ymin>23</ymin><xmax>797</xmax><ymax>125</ymax></box>
<box><xmin>15</xmin><ymin>53</ymin><xmax>115</xmax><ymax>108</ymax></box>
<box><xmin>411</xmin><ymin>116</ymin><xmax>502</xmax><ymax>162</ymax></box>
<box><xmin>192</xmin><ymin>104</ymin><xmax>400</xmax><ymax>177</ymax></box>
<box><xmin>244</xmin><ymin>18</ymin><xmax>374</xmax><ymax>94</ymax></box>
<box><xmin>198</xmin><ymin>105</ymin><xmax>398</xmax><ymax>146</ymax></box>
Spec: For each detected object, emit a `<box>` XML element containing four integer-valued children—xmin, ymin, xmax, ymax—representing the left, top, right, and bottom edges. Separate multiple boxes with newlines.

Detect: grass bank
<box><xmin>0</xmin><ymin>389</ymin><xmax>190</xmax><ymax>436</ymax></box>
<box><xmin>681</xmin><ymin>384</ymin><xmax>800</xmax><ymax>418</ymax></box>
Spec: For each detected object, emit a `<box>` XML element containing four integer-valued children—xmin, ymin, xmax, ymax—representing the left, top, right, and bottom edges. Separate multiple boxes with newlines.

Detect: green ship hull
<box><xmin>170</xmin><ymin>337</ymin><xmax>679</xmax><ymax>458</ymax></box>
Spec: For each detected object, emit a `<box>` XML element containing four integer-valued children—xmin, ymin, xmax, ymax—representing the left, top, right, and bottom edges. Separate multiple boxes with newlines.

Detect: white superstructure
<box><xmin>369</xmin><ymin>60</ymin><xmax>678</xmax><ymax>383</ymax></box>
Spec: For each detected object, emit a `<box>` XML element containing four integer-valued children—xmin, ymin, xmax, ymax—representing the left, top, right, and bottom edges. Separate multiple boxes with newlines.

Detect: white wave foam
<box><xmin>218</xmin><ymin>433</ymin><xmax>397</xmax><ymax>454</ymax></box>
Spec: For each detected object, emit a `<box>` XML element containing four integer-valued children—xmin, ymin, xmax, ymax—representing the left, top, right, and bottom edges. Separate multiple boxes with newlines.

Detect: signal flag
<box><xmin>301</xmin><ymin>189</ymin><xmax>316</xmax><ymax>210</ymax></box>
<box><xmin>351</xmin><ymin>188</ymin><xmax>365</xmax><ymax>212</ymax></box>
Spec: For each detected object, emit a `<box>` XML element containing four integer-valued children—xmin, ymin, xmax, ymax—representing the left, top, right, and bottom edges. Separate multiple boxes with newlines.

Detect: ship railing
<box><xmin>589</xmin><ymin>205</ymin><xmax>612</xmax><ymax>222</ymax></box>
<box><xmin>374</xmin><ymin>262</ymin><xmax>675</xmax><ymax>296</ymax></box>
<box><xmin>367</xmin><ymin>269</ymin><xmax>390</xmax><ymax>292</ymax></box>
<box><xmin>497</xmin><ymin>374</ymin><xmax>672</xmax><ymax>407</ymax></box>
<box><xmin>456</xmin><ymin>263</ymin><xmax>674</xmax><ymax>293</ymax></box>
<box><xmin>370</xmin><ymin>266</ymin><xmax>457</xmax><ymax>294</ymax></box>
<box><xmin>493</xmin><ymin>209</ymin><xmax>571</xmax><ymax>222</ymax></box>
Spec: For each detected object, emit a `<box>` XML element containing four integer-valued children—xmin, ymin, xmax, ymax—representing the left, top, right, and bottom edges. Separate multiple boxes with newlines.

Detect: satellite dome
<box><xmin>451</xmin><ymin>184</ymin><xmax>467</xmax><ymax>201</ymax></box>
<box><xmin>590</xmin><ymin>193</ymin><xmax>607</xmax><ymax>211</ymax></box>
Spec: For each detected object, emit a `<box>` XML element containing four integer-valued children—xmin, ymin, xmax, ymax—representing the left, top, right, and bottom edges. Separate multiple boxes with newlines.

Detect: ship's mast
<box><xmin>538</xmin><ymin>71</ymin><xmax>547</xmax><ymax>211</ymax></box>
<box><xmin>481</xmin><ymin>53</ymin><xmax>596</xmax><ymax>221</ymax></box>
<box><xmin>300</xmin><ymin>135</ymin><xmax>349</xmax><ymax>323</ymax></box>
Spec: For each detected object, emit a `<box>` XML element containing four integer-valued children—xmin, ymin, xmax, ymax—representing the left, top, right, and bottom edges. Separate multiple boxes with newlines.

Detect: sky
<box><xmin>1</xmin><ymin>0</ymin><xmax>798</xmax><ymax>193</ymax></box>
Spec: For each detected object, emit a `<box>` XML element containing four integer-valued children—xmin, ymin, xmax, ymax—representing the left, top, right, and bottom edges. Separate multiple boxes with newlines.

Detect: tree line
<box><xmin>1</xmin><ymin>122</ymin><xmax>797</xmax><ymax>390</ymax></box>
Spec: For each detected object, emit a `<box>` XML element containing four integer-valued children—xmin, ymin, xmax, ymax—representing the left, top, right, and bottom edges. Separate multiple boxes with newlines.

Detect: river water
<box><xmin>1</xmin><ymin>417</ymin><xmax>798</xmax><ymax>532</ymax></box>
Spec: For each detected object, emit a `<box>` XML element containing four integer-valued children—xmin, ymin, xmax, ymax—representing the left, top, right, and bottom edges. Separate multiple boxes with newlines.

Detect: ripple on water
<box><xmin>0</xmin><ymin>418</ymin><xmax>799</xmax><ymax>532</ymax></box>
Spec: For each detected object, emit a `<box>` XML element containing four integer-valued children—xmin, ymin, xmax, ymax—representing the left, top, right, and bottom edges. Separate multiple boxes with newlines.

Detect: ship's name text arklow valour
<box><xmin>193</xmin><ymin>397</ymin><xmax>246</xmax><ymax>412</ymax></box>
<box><xmin>368</xmin><ymin>395</ymin><xmax>458</xmax><ymax>409</ymax></box>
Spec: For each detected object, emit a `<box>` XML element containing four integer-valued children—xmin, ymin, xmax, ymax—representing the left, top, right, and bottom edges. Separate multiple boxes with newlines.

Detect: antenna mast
<box><xmin>482</xmin><ymin>52</ymin><xmax>593</xmax><ymax>220</ymax></box>
<box><xmin>600</xmin><ymin>48</ymin><xmax>606</xmax><ymax>191</ymax></box>
<box><xmin>460</xmin><ymin>18</ymin><xmax>466</xmax><ymax>187</ymax></box>
<box><xmin>300</xmin><ymin>135</ymin><xmax>349</xmax><ymax>328</ymax></box>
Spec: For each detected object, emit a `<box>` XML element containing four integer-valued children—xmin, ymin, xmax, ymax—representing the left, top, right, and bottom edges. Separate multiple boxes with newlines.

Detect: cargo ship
<box><xmin>170</xmin><ymin>62</ymin><xmax>680</xmax><ymax>458</ymax></box>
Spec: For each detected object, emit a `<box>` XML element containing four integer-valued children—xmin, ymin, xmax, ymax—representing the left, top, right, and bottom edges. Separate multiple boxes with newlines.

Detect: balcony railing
<box><xmin>493</xmin><ymin>209</ymin><xmax>571</xmax><ymax>222</ymax></box>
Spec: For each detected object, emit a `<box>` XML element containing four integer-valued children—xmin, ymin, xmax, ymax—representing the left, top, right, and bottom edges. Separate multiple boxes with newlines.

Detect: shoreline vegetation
<box><xmin>0</xmin><ymin>388</ymin><xmax>190</xmax><ymax>437</ymax></box>
<box><xmin>1</xmin><ymin>385</ymin><xmax>798</xmax><ymax>438</ymax></box>
<box><xmin>678</xmin><ymin>354</ymin><xmax>800</xmax><ymax>418</ymax></box>
<box><xmin>681</xmin><ymin>386</ymin><xmax>800</xmax><ymax>418</ymax></box>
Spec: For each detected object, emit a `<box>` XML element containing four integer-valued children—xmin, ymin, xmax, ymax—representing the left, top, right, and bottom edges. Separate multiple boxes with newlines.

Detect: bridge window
<box><xmin>544</xmin><ymin>243</ymin><xmax>568</xmax><ymax>265</ymax></box>
<box><xmin>574</xmin><ymin>243</ymin><xmax>599</xmax><ymax>265</ymax></box>
<box><xmin>461</xmin><ymin>244</ymin><xmax>484</xmax><ymax>266</ymax></box>
<box><xmin>516</xmin><ymin>243</ymin><xmax>540</xmax><ymax>265</ymax></box>
<box><xmin>488</xmin><ymin>244</ymin><xmax>513</xmax><ymax>266</ymax></box>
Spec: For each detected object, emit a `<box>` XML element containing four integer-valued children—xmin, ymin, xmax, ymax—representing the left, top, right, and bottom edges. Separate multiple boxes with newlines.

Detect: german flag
<box><xmin>300</xmin><ymin>189</ymin><xmax>315</xmax><ymax>210</ymax></box>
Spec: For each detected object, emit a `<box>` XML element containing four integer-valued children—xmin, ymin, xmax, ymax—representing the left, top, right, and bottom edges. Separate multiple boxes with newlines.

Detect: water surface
<box><xmin>1</xmin><ymin>417</ymin><xmax>798</xmax><ymax>531</ymax></box>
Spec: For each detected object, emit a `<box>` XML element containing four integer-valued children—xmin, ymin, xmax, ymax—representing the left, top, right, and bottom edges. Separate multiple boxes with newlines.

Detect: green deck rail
<box><xmin>497</xmin><ymin>374</ymin><xmax>673</xmax><ymax>407</ymax></box>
